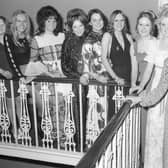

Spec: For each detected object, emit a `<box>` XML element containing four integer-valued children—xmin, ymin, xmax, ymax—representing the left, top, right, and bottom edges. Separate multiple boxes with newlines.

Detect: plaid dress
<box><xmin>34</xmin><ymin>33</ymin><xmax>65</xmax><ymax>76</ymax></box>
<box><xmin>31</xmin><ymin>32</ymin><xmax>66</xmax><ymax>140</ymax></box>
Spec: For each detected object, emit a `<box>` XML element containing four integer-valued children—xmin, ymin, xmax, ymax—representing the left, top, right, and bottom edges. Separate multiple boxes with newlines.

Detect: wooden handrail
<box><xmin>76</xmin><ymin>100</ymin><xmax>132</xmax><ymax>168</ymax></box>
<box><xmin>0</xmin><ymin>76</ymin><xmax>130</xmax><ymax>87</ymax></box>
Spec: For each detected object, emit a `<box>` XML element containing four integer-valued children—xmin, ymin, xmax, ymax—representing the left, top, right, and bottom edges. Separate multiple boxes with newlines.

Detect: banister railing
<box><xmin>76</xmin><ymin>100</ymin><xmax>141</xmax><ymax>168</ymax></box>
<box><xmin>0</xmin><ymin>76</ymin><xmax>134</xmax><ymax>166</ymax></box>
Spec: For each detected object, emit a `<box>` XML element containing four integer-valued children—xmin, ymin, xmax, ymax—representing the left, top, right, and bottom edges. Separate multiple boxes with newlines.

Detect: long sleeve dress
<box><xmin>139</xmin><ymin>40</ymin><xmax>168</xmax><ymax>168</ymax></box>
<box><xmin>61</xmin><ymin>33</ymin><xmax>88</xmax><ymax>151</ymax></box>
<box><xmin>140</xmin><ymin>56</ymin><xmax>168</xmax><ymax>168</ymax></box>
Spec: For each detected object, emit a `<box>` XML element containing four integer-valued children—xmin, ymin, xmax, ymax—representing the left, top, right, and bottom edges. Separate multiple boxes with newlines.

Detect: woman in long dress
<box><xmin>127</xmin><ymin>7</ymin><xmax>168</xmax><ymax>168</ymax></box>
<box><xmin>101</xmin><ymin>10</ymin><xmax>137</xmax><ymax>120</ymax></box>
<box><xmin>129</xmin><ymin>10</ymin><xmax>157</xmax><ymax>166</ymax></box>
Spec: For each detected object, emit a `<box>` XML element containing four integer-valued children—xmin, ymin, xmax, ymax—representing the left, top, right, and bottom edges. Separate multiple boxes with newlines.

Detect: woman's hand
<box><xmin>125</xmin><ymin>95</ymin><xmax>142</xmax><ymax>106</ymax></box>
<box><xmin>129</xmin><ymin>85</ymin><xmax>143</xmax><ymax>94</ymax></box>
<box><xmin>2</xmin><ymin>70</ymin><xmax>12</xmax><ymax>79</ymax></box>
<box><xmin>80</xmin><ymin>74</ymin><xmax>89</xmax><ymax>85</ymax></box>
<box><xmin>94</xmin><ymin>74</ymin><xmax>108</xmax><ymax>84</ymax></box>
<box><xmin>115</xmin><ymin>76</ymin><xmax>125</xmax><ymax>85</ymax></box>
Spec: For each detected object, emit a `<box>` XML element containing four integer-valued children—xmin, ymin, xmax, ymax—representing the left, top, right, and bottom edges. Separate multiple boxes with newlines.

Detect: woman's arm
<box><xmin>30</xmin><ymin>38</ymin><xmax>39</xmax><ymax>62</ymax></box>
<box><xmin>61</xmin><ymin>38</ymin><xmax>80</xmax><ymax>78</ymax></box>
<box><xmin>127</xmin><ymin>34</ymin><xmax>138</xmax><ymax>87</ymax></box>
<box><xmin>101</xmin><ymin>32</ymin><xmax>124</xmax><ymax>84</ymax></box>
<box><xmin>0</xmin><ymin>68</ymin><xmax>12</xmax><ymax>79</ymax></box>
<box><xmin>140</xmin><ymin>58</ymin><xmax>168</xmax><ymax>107</ymax></box>
<box><xmin>137</xmin><ymin>62</ymin><xmax>154</xmax><ymax>93</ymax></box>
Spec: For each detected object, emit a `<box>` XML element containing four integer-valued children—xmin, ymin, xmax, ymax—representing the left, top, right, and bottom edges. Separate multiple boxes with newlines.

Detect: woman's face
<box><xmin>137</xmin><ymin>17</ymin><xmax>152</xmax><ymax>38</ymax></box>
<box><xmin>113</xmin><ymin>13</ymin><xmax>125</xmax><ymax>32</ymax></box>
<box><xmin>72</xmin><ymin>19</ymin><xmax>85</xmax><ymax>37</ymax></box>
<box><xmin>160</xmin><ymin>17</ymin><xmax>168</xmax><ymax>38</ymax></box>
<box><xmin>45</xmin><ymin>16</ymin><xmax>57</xmax><ymax>33</ymax></box>
<box><xmin>0</xmin><ymin>19</ymin><xmax>6</xmax><ymax>35</ymax></box>
<box><xmin>15</xmin><ymin>14</ymin><xmax>27</xmax><ymax>34</ymax></box>
<box><xmin>90</xmin><ymin>13</ymin><xmax>104</xmax><ymax>33</ymax></box>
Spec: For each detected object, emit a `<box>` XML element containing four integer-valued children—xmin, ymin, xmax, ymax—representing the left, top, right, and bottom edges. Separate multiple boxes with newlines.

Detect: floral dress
<box><xmin>82</xmin><ymin>31</ymin><xmax>108</xmax><ymax>134</ymax></box>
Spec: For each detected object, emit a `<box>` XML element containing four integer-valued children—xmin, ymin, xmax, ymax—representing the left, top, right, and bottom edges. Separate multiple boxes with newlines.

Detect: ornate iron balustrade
<box><xmin>76</xmin><ymin>101</ymin><xmax>141</xmax><ymax>168</ymax></box>
<box><xmin>0</xmin><ymin>77</ymin><xmax>132</xmax><ymax>166</ymax></box>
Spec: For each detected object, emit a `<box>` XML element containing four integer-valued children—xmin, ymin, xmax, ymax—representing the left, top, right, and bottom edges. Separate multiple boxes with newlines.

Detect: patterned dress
<box><xmin>81</xmin><ymin>31</ymin><xmax>108</xmax><ymax>132</ymax></box>
<box><xmin>31</xmin><ymin>32</ymin><xmax>65</xmax><ymax>77</ymax></box>
<box><xmin>31</xmin><ymin>32</ymin><xmax>66</xmax><ymax>140</ymax></box>
<box><xmin>141</xmin><ymin>40</ymin><xmax>168</xmax><ymax>168</ymax></box>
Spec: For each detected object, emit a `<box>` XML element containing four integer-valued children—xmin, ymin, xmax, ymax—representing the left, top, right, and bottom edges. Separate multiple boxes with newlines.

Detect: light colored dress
<box><xmin>30</xmin><ymin>32</ymin><xmax>67</xmax><ymax>140</ymax></box>
<box><xmin>135</xmin><ymin>38</ymin><xmax>157</xmax><ymax>165</ymax></box>
<box><xmin>143</xmin><ymin>40</ymin><xmax>168</xmax><ymax>168</ymax></box>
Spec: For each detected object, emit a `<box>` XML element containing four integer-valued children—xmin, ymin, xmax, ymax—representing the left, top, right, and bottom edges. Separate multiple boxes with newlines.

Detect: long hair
<box><xmin>136</xmin><ymin>10</ymin><xmax>157</xmax><ymax>37</ymax></box>
<box><xmin>157</xmin><ymin>7</ymin><xmax>168</xmax><ymax>38</ymax></box>
<box><xmin>66</xmin><ymin>8</ymin><xmax>88</xmax><ymax>32</ymax></box>
<box><xmin>108</xmin><ymin>10</ymin><xmax>130</xmax><ymax>34</ymax></box>
<box><xmin>36</xmin><ymin>5</ymin><xmax>63</xmax><ymax>35</ymax></box>
<box><xmin>88</xmin><ymin>8</ymin><xmax>108</xmax><ymax>33</ymax></box>
<box><xmin>10</xmin><ymin>9</ymin><xmax>31</xmax><ymax>45</ymax></box>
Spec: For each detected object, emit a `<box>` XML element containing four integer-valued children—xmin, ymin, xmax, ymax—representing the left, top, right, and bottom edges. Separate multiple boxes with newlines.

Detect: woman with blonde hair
<box><xmin>4</xmin><ymin>9</ymin><xmax>32</xmax><ymax>78</ymax></box>
<box><xmin>3</xmin><ymin>9</ymin><xmax>32</xmax><ymax>139</ymax></box>
<box><xmin>101</xmin><ymin>10</ymin><xmax>137</xmax><ymax>120</ymax></box>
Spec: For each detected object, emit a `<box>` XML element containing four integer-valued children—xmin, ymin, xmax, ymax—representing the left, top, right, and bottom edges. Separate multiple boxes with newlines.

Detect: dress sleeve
<box><xmin>140</xmin><ymin>57</ymin><xmax>168</xmax><ymax>107</ymax></box>
<box><xmin>61</xmin><ymin>38</ymin><xmax>80</xmax><ymax>78</ymax></box>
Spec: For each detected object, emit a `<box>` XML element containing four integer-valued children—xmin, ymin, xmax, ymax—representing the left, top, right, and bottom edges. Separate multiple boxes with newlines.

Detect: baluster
<box><xmin>112</xmin><ymin>85</ymin><xmax>125</xmax><ymax>113</ymax></box>
<box><xmin>40</xmin><ymin>82</ymin><xmax>53</xmax><ymax>148</ymax></box>
<box><xmin>17</xmin><ymin>80</ymin><xmax>31</xmax><ymax>146</ymax></box>
<box><xmin>0</xmin><ymin>80</ymin><xmax>11</xmax><ymax>143</ymax></box>
<box><xmin>64</xmin><ymin>90</ymin><xmax>76</xmax><ymax>151</ymax></box>
<box><xmin>86</xmin><ymin>85</ymin><xmax>100</xmax><ymax>148</ymax></box>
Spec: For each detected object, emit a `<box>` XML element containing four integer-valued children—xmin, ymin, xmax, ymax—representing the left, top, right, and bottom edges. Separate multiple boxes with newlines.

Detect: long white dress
<box><xmin>144</xmin><ymin>40</ymin><xmax>168</xmax><ymax>168</ymax></box>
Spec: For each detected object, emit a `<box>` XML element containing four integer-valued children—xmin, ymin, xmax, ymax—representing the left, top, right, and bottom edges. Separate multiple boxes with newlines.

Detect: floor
<box><xmin>0</xmin><ymin>156</ymin><xmax>74</xmax><ymax>168</ymax></box>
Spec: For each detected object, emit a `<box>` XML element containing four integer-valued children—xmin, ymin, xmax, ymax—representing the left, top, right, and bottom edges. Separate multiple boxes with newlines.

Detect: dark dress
<box><xmin>109</xmin><ymin>32</ymin><xmax>131</xmax><ymax>83</ymax></box>
<box><xmin>4</xmin><ymin>34</ymin><xmax>30</xmax><ymax>97</ymax></box>
<box><xmin>108</xmin><ymin>32</ymin><xmax>132</xmax><ymax>121</ymax></box>
<box><xmin>0</xmin><ymin>42</ymin><xmax>12</xmax><ymax>79</ymax></box>
<box><xmin>4</xmin><ymin>34</ymin><xmax>30</xmax><ymax>78</ymax></box>
<box><xmin>61</xmin><ymin>33</ymin><xmax>85</xmax><ymax>78</ymax></box>
<box><xmin>61</xmin><ymin>33</ymin><xmax>88</xmax><ymax>151</ymax></box>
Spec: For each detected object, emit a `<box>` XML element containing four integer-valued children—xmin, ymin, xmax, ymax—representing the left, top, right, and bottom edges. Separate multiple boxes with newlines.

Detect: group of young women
<box><xmin>1</xmin><ymin>4</ymin><xmax>168</xmax><ymax>167</ymax></box>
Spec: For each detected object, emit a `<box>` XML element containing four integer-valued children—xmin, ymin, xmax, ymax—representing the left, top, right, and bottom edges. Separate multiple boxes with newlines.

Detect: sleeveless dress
<box><xmin>143</xmin><ymin>40</ymin><xmax>168</xmax><ymax>168</ymax></box>
<box><xmin>109</xmin><ymin>32</ymin><xmax>131</xmax><ymax>83</ymax></box>
<box><xmin>108</xmin><ymin>32</ymin><xmax>131</xmax><ymax>121</ymax></box>
<box><xmin>134</xmin><ymin>38</ymin><xmax>156</xmax><ymax>166</ymax></box>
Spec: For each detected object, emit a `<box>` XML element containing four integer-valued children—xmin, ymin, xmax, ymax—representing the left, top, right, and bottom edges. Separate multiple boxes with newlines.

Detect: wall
<box><xmin>0</xmin><ymin>0</ymin><xmax>158</xmax><ymax>35</ymax></box>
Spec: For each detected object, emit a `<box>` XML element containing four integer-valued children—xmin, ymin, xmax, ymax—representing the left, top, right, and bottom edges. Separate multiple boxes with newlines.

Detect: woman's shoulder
<box><xmin>57</xmin><ymin>32</ymin><xmax>65</xmax><ymax>40</ymax></box>
<box><xmin>126</xmin><ymin>33</ymin><xmax>134</xmax><ymax>44</ymax></box>
<box><xmin>102</xmin><ymin>32</ymin><xmax>112</xmax><ymax>42</ymax></box>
